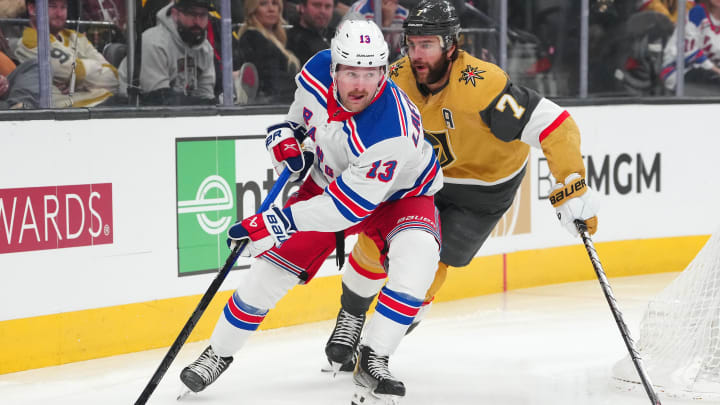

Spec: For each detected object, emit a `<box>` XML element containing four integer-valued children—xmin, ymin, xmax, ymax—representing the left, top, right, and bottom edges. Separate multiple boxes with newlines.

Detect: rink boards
<box><xmin>0</xmin><ymin>104</ymin><xmax>717</xmax><ymax>374</ymax></box>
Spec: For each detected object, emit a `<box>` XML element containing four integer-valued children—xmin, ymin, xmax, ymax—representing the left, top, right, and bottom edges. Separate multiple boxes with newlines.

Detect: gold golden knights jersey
<box><xmin>389</xmin><ymin>50</ymin><xmax>585</xmax><ymax>188</ymax></box>
<box><xmin>15</xmin><ymin>27</ymin><xmax>119</xmax><ymax>107</ymax></box>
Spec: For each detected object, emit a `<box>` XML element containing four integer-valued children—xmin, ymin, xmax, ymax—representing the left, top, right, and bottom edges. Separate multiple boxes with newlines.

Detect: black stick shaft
<box><xmin>575</xmin><ymin>221</ymin><xmax>662</xmax><ymax>405</ymax></box>
<box><xmin>134</xmin><ymin>169</ymin><xmax>291</xmax><ymax>405</ymax></box>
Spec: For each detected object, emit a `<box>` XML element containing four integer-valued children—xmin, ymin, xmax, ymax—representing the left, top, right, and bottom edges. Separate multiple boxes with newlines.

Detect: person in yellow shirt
<box><xmin>637</xmin><ymin>0</ymin><xmax>696</xmax><ymax>23</ymax></box>
<box><xmin>323</xmin><ymin>0</ymin><xmax>600</xmax><ymax>374</ymax></box>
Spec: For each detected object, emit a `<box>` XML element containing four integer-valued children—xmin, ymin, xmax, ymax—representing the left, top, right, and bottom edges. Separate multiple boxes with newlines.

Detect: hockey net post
<box><xmin>612</xmin><ymin>226</ymin><xmax>720</xmax><ymax>401</ymax></box>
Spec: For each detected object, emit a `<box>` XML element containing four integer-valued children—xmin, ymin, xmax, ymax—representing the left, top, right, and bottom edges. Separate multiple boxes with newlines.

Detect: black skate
<box><xmin>324</xmin><ymin>308</ymin><xmax>365</xmax><ymax>375</ymax></box>
<box><xmin>180</xmin><ymin>346</ymin><xmax>233</xmax><ymax>393</ymax></box>
<box><xmin>351</xmin><ymin>345</ymin><xmax>405</xmax><ymax>405</ymax></box>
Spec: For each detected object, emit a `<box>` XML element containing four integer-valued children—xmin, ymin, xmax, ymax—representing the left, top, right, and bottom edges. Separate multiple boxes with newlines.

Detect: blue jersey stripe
<box><xmin>381</xmin><ymin>287</ymin><xmax>424</xmax><ymax>307</ymax></box>
<box><xmin>336</xmin><ymin>176</ymin><xmax>377</xmax><ymax>211</ymax></box>
<box><xmin>376</xmin><ymin>305</ymin><xmax>414</xmax><ymax>325</ymax></box>
<box><xmin>223</xmin><ymin>306</ymin><xmax>262</xmax><ymax>331</ymax></box>
<box><xmin>298</xmin><ymin>75</ymin><xmax>327</xmax><ymax>108</ymax></box>
<box><xmin>387</xmin><ymin>152</ymin><xmax>439</xmax><ymax>201</ymax></box>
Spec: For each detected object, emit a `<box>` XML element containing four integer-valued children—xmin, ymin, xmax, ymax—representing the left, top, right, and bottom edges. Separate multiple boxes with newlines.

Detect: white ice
<box><xmin>0</xmin><ymin>272</ymin><xmax>705</xmax><ymax>405</ymax></box>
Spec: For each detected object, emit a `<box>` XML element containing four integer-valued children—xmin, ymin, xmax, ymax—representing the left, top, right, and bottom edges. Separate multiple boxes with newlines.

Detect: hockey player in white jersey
<box><xmin>180</xmin><ymin>19</ymin><xmax>442</xmax><ymax>405</ymax></box>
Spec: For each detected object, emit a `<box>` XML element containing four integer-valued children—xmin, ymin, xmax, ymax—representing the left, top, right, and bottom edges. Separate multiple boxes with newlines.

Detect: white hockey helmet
<box><xmin>330</xmin><ymin>19</ymin><xmax>389</xmax><ymax>75</ymax></box>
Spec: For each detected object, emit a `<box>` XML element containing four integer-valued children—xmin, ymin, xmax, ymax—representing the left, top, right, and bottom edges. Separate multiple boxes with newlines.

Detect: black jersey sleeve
<box><xmin>479</xmin><ymin>82</ymin><xmax>543</xmax><ymax>143</ymax></box>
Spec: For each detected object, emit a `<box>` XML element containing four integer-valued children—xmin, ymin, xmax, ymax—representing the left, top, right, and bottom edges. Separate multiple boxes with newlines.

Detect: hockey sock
<box><xmin>210</xmin><ymin>292</ymin><xmax>267</xmax><ymax>357</ymax></box>
<box><xmin>363</xmin><ymin>286</ymin><xmax>423</xmax><ymax>355</ymax></box>
<box><xmin>210</xmin><ymin>259</ymin><xmax>299</xmax><ymax>357</ymax></box>
<box><xmin>340</xmin><ymin>282</ymin><xmax>376</xmax><ymax>316</ymax></box>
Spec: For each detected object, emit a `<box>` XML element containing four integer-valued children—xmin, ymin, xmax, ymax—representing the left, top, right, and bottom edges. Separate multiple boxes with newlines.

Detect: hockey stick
<box><xmin>134</xmin><ymin>168</ymin><xmax>291</xmax><ymax>405</ymax></box>
<box><xmin>575</xmin><ymin>220</ymin><xmax>661</xmax><ymax>405</ymax></box>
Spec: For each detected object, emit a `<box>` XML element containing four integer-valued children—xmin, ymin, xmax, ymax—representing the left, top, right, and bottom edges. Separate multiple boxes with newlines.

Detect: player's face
<box><xmin>298</xmin><ymin>0</ymin><xmax>333</xmax><ymax>31</ymax></box>
<box><xmin>406</xmin><ymin>35</ymin><xmax>452</xmax><ymax>86</ymax></box>
<box><xmin>335</xmin><ymin>65</ymin><xmax>384</xmax><ymax>112</ymax></box>
<box><xmin>255</xmin><ymin>0</ymin><xmax>282</xmax><ymax>30</ymax></box>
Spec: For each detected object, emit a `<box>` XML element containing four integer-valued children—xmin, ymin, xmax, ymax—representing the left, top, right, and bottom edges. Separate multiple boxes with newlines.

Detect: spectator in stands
<box><xmin>119</xmin><ymin>0</ymin><xmax>216</xmax><ymax>105</ymax></box>
<box><xmin>286</xmin><ymin>0</ymin><xmax>333</xmax><ymax>65</ymax></box>
<box><xmin>0</xmin><ymin>59</ymin><xmax>40</xmax><ymax>109</ymax></box>
<box><xmin>15</xmin><ymin>0</ymin><xmax>119</xmax><ymax>107</ymax></box>
<box><xmin>0</xmin><ymin>44</ymin><xmax>15</xmax><ymax>103</ymax></box>
<box><xmin>0</xmin><ymin>47</ymin><xmax>9</xmax><ymax>100</ymax></box>
<box><xmin>237</xmin><ymin>0</ymin><xmax>300</xmax><ymax>103</ymax></box>
<box><xmin>660</xmin><ymin>0</ymin><xmax>720</xmax><ymax>95</ymax></box>
<box><xmin>0</xmin><ymin>34</ymin><xmax>16</xmax><ymax>77</ymax></box>
<box><xmin>637</xmin><ymin>0</ymin><xmax>696</xmax><ymax>23</ymax></box>
<box><xmin>346</xmin><ymin>0</ymin><xmax>408</xmax><ymax>60</ymax></box>
<box><xmin>0</xmin><ymin>73</ymin><xmax>7</xmax><ymax>100</ymax></box>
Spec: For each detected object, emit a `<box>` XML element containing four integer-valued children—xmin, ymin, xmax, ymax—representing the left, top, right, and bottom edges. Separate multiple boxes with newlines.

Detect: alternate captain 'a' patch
<box><xmin>389</xmin><ymin>60</ymin><xmax>405</xmax><ymax>79</ymax></box>
<box><xmin>459</xmin><ymin>64</ymin><xmax>486</xmax><ymax>86</ymax></box>
<box><xmin>424</xmin><ymin>129</ymin><xmax>455</xmax><ymax>167</ymax></box>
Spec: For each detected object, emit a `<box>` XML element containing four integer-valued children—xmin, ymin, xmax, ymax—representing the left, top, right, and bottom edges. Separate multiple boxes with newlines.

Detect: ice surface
<box><xmin>0</xmin><ymin>273</ymin><xmax>705</xmax><ymax>404</ymax></box>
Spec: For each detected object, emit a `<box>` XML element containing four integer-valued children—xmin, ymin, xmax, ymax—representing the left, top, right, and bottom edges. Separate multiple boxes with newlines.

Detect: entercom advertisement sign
<box><xmin>175</xmin><ymin>136</ymin><xmax>297</xmax><ymax>276</ymax></box>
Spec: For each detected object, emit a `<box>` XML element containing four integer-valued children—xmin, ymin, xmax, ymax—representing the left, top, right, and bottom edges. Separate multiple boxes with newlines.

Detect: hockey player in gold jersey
<box><xmin>324</xmin><ymin>0</ymin><xmax>600</xmax><ymax>380</ymax></box>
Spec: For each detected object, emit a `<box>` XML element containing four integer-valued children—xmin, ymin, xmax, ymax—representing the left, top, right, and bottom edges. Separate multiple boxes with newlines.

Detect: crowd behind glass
<box><xmin>0</xmin><ymin>0</ymin><xmax>719</xmax><ymax>109</ymax></box>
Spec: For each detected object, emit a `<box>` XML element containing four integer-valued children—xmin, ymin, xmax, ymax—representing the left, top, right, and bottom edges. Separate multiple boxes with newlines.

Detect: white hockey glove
<box><xmin>549</xmin><ymin>173</ymin><xmax>600</xmax><ymax>236</ymax></box>
<box><xmin>266</xmin><ymin>122</ymin><xmax>313</xmax><ymax>182</ymax></box>
<box><xmin>226</xmin><ymin>204</ymin><xmax>297</xmax><ymax>257</ymax></box>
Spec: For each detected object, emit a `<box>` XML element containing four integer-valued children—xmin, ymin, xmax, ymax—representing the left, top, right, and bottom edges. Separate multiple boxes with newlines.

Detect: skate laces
<box><xmin>330</xmin><ymin>309</ymin><xmax>365</xmax><ymax>347</ymax></box>
<box><xmin>364</xmin><ymin>348</ymin><xmax>393</xmax><ymax>380</ymax></box>
<box><xmin>188</xmin><ymin>347</ymin><xmax>230</xmax><ymax>384</ymax></box>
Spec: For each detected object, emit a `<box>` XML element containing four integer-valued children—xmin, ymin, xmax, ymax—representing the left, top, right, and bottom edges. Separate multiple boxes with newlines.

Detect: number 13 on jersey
<box><xmin>366</xmin><ymin>160</ymin><xmax>397</xmax><ymax>182</ymax></box>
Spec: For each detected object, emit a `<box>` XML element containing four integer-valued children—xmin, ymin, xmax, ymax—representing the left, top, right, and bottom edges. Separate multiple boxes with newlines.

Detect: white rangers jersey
<box><xmin>284</xmin><ymin>50</ymin><xmax>443</xmax><ymax>233</ymax></box>
<box><xmin>661</xmin><ymin>3</ymin><xmax>720</xmax><ymax>88</ymax></box>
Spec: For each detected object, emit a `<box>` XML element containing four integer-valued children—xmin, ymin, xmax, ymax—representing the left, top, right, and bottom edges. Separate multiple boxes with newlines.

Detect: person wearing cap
<box><xmin>117</xmin><ymin>0</ymin><xmax>216</xmax><ymax>105</ymax></box>
<box><xmin>15</xmin><ymin>0</ymin><xmax>119</xmax><ymax>107</ymax></box>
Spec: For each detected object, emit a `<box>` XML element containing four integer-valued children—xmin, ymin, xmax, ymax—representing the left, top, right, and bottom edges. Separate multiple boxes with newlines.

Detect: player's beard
<box><xmin>412</xmin><ymin>56</ymin><xmax>451</xmax><ymax>87</ymax></box>
<box><xmin>177</xmin><ymin>23</ymin><xmax>206</xmax><ymax>47</ymax></box>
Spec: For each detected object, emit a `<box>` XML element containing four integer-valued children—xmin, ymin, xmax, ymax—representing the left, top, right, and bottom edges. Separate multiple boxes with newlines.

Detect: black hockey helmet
<box><xmin>403</xmin><ymin>0</ymin><xmax>460</xmax><ymax>51</ymax></box>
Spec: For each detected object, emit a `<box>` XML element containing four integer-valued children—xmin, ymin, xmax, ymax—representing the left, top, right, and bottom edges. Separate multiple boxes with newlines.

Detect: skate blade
<box><xmin>351</xmin><ymin>386</ymin><xmax>401</xmax><ymax>405</ymax></box>
<box><xmin>176</xmin><ymin>386</ymin><xmax>193</xmax><ymax>401</ymax></box>
<box><xmin>321</xmin><ymin>361</ymin><xmax>348</xmax><ymax>377</ymax></box>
